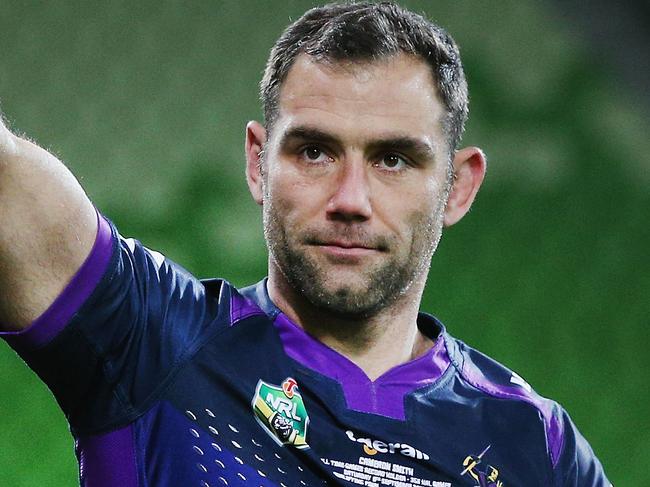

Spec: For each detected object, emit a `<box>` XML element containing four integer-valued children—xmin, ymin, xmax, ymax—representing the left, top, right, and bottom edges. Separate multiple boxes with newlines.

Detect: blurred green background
<box><xmin>1</xmin><ymin>1</ymin><xmax>647</xmax><ymax>485</ymax></box>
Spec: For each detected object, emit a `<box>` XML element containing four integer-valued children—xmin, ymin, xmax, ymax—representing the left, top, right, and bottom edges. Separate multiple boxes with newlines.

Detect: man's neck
<box><xmin>266</xmin><ymin>271</ymin><xmax>433</xmax><ymax>381</ymax></box>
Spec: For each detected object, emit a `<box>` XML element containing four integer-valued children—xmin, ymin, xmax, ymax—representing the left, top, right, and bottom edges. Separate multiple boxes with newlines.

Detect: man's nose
<box><xmin>326</xmin><ymin>158</ymin><xmax>372</xmax><ymax>222</ymax></box>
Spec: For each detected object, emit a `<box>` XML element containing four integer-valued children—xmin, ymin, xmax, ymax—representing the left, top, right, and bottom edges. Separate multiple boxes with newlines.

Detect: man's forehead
<box><xmin>278</xmin><ymin>53</ymin><xmax>440</xmax><ymax>103</ymax></box>
<box><xmin>271</xmin><ymin>53</ymin><xmax>447</xmax><ymax>151</ymax></box>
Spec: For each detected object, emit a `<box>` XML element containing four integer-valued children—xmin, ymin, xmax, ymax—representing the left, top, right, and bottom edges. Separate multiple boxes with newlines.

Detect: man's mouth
<box><xmin>317</xmin><ymin>244</ymin><xmax>377</xmax><ymax>258</ymax></box>
<box><xmin>309</xmin><ymin>239</ymin><xmax>387</xmax><ymax>259</ymax></box>
<box><xmin>321</xmin><ymin>240</ymin><xmax>376</xmax><ymax>250</ymax></box>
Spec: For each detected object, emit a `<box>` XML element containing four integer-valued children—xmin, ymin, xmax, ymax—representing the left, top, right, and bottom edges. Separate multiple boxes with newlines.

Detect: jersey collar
<box><xmin>239</xmin><ymin>279</ymin><xmax>452</xmax><ymax>421</ymax></box>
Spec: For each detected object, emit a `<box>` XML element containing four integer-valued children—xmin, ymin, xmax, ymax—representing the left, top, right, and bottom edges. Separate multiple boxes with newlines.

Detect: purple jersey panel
<box><xmin>77</xmin><ymin>425</ymin><xmax>138</xmax><ymax>487</ymax></box>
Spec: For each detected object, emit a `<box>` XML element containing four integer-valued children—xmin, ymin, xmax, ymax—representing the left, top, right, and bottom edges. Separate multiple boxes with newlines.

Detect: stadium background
<box><xmin>1</xmin><ymin>1</ymin><xmax>647</xmax><ymax>485</ymax></box>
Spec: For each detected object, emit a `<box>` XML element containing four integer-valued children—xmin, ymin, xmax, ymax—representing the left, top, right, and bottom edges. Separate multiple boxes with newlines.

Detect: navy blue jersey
<box><xmin>1</xmin><ymin>215</ymin><xmax>611</xmax><ymax>487</ymax></box>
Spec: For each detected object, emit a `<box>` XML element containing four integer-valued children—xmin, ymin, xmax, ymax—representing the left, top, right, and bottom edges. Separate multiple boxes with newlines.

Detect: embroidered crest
<box><xmin>252</xmin><ymin>377</ymin><xmax>309</xmax><ymax>449</ymax></box>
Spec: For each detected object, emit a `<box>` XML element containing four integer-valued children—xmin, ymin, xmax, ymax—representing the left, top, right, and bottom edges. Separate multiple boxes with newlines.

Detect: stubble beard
<box><xmin>263</xmin><ymin>197</ymin><xmax>445</xmax><ymax>320</ymax></box>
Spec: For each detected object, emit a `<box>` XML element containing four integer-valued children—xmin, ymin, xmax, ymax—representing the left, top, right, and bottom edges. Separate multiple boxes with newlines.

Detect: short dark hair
<box><xmin>260</xmin><ymin>1</ymin><xmax>469</xmax><ymax>153</ymax></box>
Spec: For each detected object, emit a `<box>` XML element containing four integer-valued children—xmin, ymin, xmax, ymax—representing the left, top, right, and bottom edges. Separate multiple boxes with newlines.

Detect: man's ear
<box><xmin>245</xmin><ymin>120</ymin><xmax>267</xmax><ymax>206</ymax></box>
<box><xmin>444</xmin><ymin>147</ymin><xmax>487</xmax><ymax>227</ymax></box>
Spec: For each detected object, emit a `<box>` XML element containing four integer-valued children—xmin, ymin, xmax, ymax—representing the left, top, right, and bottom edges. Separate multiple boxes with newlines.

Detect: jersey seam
<box><xmin>73</xmin><ymin>298</ymin><xmax>239</xmax><ymax>436</ymax></box>
<box><xmin>71</xmin><ymin>237</ymin><xmax>139</xmax><ymax>433</ymax></box>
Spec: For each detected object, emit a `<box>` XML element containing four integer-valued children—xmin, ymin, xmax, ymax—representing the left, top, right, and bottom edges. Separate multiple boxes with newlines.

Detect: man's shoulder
<box><xmin>443</xmin><ymin>332</ymin><xmax>565</xmax><ymax>466</ymax></box>
<box><xmin>444</xmin><ymin>334</ymin><xmax>551</xmax><ymax>405</ymax></box>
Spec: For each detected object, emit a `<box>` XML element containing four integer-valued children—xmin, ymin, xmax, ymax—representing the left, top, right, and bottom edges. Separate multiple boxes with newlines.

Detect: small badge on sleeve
<box><xmin>461</xmin><ymin>444</ymin><xmax>504</xmax><ymax>486</ymax></box>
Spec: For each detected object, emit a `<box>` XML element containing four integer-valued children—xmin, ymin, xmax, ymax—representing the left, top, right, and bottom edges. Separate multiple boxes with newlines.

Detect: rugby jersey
<box><xmin>1</xmin><ymin>215</ymin><xmax>611</xmax><ymax>486</ymax></box>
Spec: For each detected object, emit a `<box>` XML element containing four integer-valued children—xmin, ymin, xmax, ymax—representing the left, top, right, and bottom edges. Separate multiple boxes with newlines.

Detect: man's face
<box><xmin>258</xmin><ymin>54</ymin><xmax>451</xmax><ymax>318</ymax></box>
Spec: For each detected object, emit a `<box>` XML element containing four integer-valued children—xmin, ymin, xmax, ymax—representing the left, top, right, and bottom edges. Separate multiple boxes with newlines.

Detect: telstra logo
<box><xmin>346</xmin><ymin>430</ymin><xmax>430</xmax><ymax>460</ymax></box>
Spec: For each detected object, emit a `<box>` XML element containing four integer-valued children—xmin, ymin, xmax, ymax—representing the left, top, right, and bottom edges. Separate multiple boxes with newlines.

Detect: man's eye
<box><xmin>300</xmin><ymin>146</ymin><xmax>331</xmax><ymax>163</ymax></box>
<box><xmin>376</xmin><ymin>153</ymin><xmax>407</xmax><ymax>171</ymax></box>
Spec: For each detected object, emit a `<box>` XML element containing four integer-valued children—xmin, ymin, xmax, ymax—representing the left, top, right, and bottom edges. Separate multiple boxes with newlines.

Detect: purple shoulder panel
<box><xmin>1</xmin><ymin>211</ymin><xmax>114</xmax><ymax>350</ymax></box>
<box><xmin>229</xmin><ymin>291</ymin><xmax>265</xmax><ymax>325</ymax></box>
<box><xmin>458</xmin><ymin>357</ymin><xmax>564</xmax><ymax>467</ymax></box>
<box><xmin>77</xmin><ymin>425</ymin><xmax>139</xmax><ymax>487</ymax></box>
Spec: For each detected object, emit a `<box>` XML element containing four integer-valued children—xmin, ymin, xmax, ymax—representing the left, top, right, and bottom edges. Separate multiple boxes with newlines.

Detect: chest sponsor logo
<box><xmin>346</xmin><ymin>430</ymin><xmax>430</xmax><ymax>460</ymax></box>
<box><xmin>252</xmin><ymin>377</ymin><xmax>309</xmax><ymax>449</ymax></box>
<box><xmin>461</xmin><ymin>444</ymin><xmax>504</xmax><ymax>487</ymax></box>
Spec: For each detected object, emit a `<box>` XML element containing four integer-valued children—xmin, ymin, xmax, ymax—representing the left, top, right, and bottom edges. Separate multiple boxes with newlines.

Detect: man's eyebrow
<box><xmin>368</xmin><ymin>136</ymin><xmax>437</xmax><ymax>161</ymax></box>
<box><xmin>278</xmin><ymin>127</ymin><xmax>343</xmax><ymax>148</ymax></box>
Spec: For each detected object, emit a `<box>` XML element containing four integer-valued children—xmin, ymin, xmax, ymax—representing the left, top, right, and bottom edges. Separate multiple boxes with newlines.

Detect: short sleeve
<box><xmin>1</xmin><ymin>213</ymin><xmax>219</xmax><ymax>435</ymax></box>
<box><xmin>553</xmin><ymin>408</ymin><xmax>612</xmax><ymax>486</ymax></box>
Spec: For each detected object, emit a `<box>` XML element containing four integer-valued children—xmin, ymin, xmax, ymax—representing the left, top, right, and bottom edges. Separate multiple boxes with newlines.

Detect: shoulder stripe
<box><xmin>229</xmin><ymin>289</ymin><xmax>266</xmax><ymax>325</ymax></box>
<box><xmin>459</xmin><ymin>358</ymin><xmax>564</xmax><ymax>467</ymax></box>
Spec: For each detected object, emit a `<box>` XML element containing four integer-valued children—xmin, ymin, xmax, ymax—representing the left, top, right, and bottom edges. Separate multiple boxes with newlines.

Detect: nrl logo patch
<box><xmin>252</xmin><ymin>377</ymin><xmax>309</xmax><ymax>449</ymax></box>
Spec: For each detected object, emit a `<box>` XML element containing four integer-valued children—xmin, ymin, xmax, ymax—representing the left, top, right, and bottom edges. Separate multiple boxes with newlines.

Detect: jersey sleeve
<box><xmin>0</xmin><ymin>212</ymin><xmax>220</xmax><ymax>435</ymax></box>
<box><xmin>553</xmin><ymin>407</ymin><xmax>612</xmax><ymax>486</ymax></box>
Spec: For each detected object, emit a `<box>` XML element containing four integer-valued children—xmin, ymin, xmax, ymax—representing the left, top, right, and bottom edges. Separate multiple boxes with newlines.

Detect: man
<box><xmin>0</xmin><ymin>2</ymin><xmax>610</xmax><ymax>486</ymax></box>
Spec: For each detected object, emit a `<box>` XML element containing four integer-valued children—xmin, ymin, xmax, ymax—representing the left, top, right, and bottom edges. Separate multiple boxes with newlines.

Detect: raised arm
<box><xmin>0</xmin><ymin>114</ymin><xmax>97</xmax><ymax>331</ymax></box>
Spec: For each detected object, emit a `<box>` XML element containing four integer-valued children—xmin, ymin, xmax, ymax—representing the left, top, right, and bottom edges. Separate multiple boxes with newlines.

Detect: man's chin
<box><xmin>301</xmin><ymin>281</ymin><xmax>387</xmax><ymax>319</ymax></box>
<box><xmin>274</xmin><ymin>247</ymin><xmax>401</xmax><ymax>317</ymax></box>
